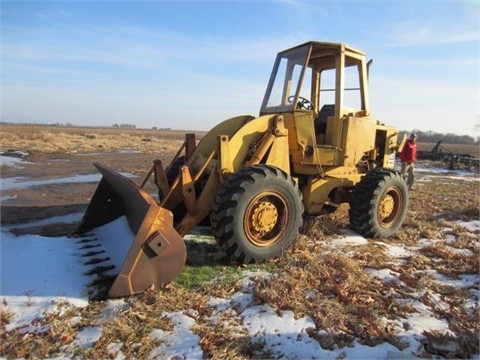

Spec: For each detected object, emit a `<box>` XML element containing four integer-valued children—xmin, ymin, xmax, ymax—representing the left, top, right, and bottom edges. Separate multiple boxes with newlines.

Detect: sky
<box><xmin>1</xmin><ymin>0</ymin><xmax>479</xmax><ymax>136</ymax></box>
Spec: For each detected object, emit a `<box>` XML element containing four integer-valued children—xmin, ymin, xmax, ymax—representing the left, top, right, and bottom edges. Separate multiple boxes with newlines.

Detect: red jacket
<box><xmin>400</xmin><ymin>139</ymin><xmax>417</xmax><ymax>163</ymax></box>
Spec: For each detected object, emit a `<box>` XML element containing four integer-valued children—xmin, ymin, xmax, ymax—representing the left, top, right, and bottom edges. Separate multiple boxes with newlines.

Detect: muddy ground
<box><xmin>1</xmin><ymin>149</ymin><xmax>174</xmax><ymax>233</ymax></box>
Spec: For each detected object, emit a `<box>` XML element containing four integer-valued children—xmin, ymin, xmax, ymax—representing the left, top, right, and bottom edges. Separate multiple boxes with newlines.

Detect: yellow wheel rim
<box><xmin>377</xmin><ymin>187</ymin><xmax>402</xmax><ymax>228</ymax></box>
<box><xmin>244</xmin><ymin>191</ymin><xmax>288</xmax><ymax>247</ymax></box>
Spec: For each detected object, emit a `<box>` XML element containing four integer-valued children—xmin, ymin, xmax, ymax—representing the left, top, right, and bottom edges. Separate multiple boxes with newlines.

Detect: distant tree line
<box><xmin>400</xmin><ymin>130</ymin><xmax>479</xmax><ymax>145</ymax></box>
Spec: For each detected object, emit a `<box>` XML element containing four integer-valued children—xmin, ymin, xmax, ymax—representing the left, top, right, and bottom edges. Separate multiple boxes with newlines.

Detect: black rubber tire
<box><xmin>349</xmin><ymin>168</ymin><xmax>408</xmax><ymax>238</ymax></box>
<box><xmin>211</xmin><ymin>165</ymin><xmax>304</xmax><ymax>263</ymax></box>
<box><xmin>166</xmin><ymin>156</ymin><xmax>186</xmax><ymax>185</ymax></box>
<box><xmin>165</xmin><ymin>156</ymin><xmax>209</xmax><ymax>225</ymax></box>
<box><xmin>162</xmin><ymin>156</ymin><xmax>187</xmax><ymax>223</ymax></box>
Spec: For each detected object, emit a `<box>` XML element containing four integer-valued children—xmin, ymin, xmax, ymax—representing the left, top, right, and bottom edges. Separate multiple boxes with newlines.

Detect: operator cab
<box><xmin>259</xmin><ymin>41</ymin><xmax>371</xmax><ymax>145</ymax></box>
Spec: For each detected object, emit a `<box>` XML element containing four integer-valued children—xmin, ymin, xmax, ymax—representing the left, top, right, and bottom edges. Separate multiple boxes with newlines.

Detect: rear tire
<box><xmin>349</xmin><ymin>168</ymin><xmax>408</xmax><ymax>238</ymax></box>
<box><xmin>211</xmin><ymin>165</ymin><xmax>304</xmax><ymax>263</ymax></box>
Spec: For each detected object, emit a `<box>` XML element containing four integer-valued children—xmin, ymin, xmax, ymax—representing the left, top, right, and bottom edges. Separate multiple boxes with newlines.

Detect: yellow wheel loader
<box><xmin>76</xmin><ymin>41</ymin><xmax>408</xmax><ymax>298</ymax></box>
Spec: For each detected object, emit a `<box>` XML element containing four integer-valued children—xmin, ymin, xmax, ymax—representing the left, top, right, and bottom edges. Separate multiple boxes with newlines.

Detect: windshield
<box><xmin>260</xmin><ymin>44</ymin><xmax>310</xmax><ymax>113</ymax></box>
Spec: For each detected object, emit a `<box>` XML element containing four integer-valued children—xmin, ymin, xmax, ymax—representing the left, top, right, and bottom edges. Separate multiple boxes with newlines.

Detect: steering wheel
<box><xmin>288</xmin><ymin>95</ymin><xmax>313</xmax><ymax>110</ymax></box>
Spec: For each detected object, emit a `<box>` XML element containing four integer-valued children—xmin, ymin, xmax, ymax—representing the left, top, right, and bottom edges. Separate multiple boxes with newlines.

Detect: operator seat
<box><xmin>314</xmin><ymin>104</ymin><xmax>335</xmax><ymax>135</ymax></box>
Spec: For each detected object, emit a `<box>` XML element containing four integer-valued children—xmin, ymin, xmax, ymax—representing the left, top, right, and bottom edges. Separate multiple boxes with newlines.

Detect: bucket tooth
<box><xmin>88</xmin><ymin>275</ymin><xmax>116</xmax><ymax>288</ymax></box>
<box><xmin>79</xmin><ymin>244</ymin><xmax>102</xmax><ymax>250</ymax></box>
<box><xmin>87</xmin><ymin>275</ymin><xmax>117</xmax><ymax>300</ymax></box>
<box><xmin>84</xmin><ymin>265</ymin><xmax>116</xmax><ymax>275</ymax></box>
<box><xmin>76</xmin><ymin>238</ymin><xmax>97</xmax><ymax>244</ymax></box>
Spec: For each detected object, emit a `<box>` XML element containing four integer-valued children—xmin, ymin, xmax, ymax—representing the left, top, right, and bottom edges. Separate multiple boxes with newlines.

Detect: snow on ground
<box><xmin>1</xmin><ymin>174</ymin><xmax>103</xmax><ymax>191</ymax></box>
<box><xmin>0</xmin><ymin>151</ymin><xmax>32</xmax><ymax>168</ymax></box>
<box><xmin>1</xmin><ymin>156</ymin><xmax>479</xmax><ymax>359</ymax></box>
<box><xmin>1</xmin><ymin>172</ymin><xmax>137</xmax><ymax>192</ymax></box>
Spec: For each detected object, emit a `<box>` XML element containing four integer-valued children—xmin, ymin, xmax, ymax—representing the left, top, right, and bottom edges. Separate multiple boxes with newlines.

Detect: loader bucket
<box><xmin>77</xmin><ymin>162</ymin><xmax>186</xmax><ymax>298</ymax></box>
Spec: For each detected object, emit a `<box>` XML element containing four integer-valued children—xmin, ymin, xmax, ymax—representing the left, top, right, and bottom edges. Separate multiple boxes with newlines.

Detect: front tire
<box><xmin>211</xmin><ymin>165</ymin><xmax>304</xmax><ymax>263</ymax></box>
<box><xmin>349</xmin><ymin>168</ymin><xmax>408</xmax><ymax>238</ymax></box>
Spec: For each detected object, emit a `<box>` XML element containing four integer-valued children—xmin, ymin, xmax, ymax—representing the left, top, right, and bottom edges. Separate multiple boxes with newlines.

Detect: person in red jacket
<box><xmin>400</xmin><ymin>133</ymin><xmax>417</xmax><ymax>190</ymax></box>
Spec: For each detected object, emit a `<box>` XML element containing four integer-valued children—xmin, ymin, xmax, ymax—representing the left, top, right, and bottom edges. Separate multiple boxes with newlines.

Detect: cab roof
<box><xmin>278</xmin><ymin>41</ymin><xmax>367</xmax><ymax>70</ymax></box>
<box><xmin>279</xmin><ymin>41</ymin><xmax>366</xmax><ymax>57</ymax></box>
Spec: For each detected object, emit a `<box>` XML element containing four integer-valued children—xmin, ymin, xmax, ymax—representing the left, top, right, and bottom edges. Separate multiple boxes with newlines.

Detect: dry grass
<box><xmin>84</xmin><ymin>281</ymin><xmax>265</xmax><ymax>359</ymax></box>
<box><xmin>254</xmin><ymin>251</ymin><xmax>412</xmax><ymax>349</ymax></box>
<box><xmin>0</xmin><ymin>123</ymin><xmax>203</xmax><ymax>154</ymax></box>
<box><xmin>419</xmin><ymin>242</ymin><xmax>479</xmax><ymax>277</ymax></box>
<box><xmin>1</xmin><ymin>301</ymin><xmax>80</xmax><ymax>359</ymax></box>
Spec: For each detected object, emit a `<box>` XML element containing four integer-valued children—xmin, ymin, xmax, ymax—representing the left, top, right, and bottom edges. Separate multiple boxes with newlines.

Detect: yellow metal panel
<box><xmin>342</xmin><ymin>116</ymin><xmax>376</xmax><ymax>167</ymax></box>
<box><xmin>190</xmin><ymin>115</ymin><xmax>255</xmax><ymax>167</ymax></box>
<box><xmin>266</xmin><ymin>133</ymin><xmax>290</xmax><ymax>174</ymax></box>
<box><xmin>325</xmin><ymin>115</ymin><xmax>342</xmax><ymax>147</ymax></box>
<box><xmin>227</xmin><ymin>114</ymin><xmax>277</xmax><ymax>168</ymax></box>
<box><xmin>281</xmin><ymin>112</ymin><xmax>302</xmax><ymax>162</ymax></box>
<box><xmin>246</xmin><ymin>133</ymin><xmax>276</xmax><ymax>166</ymax></box>
<box><xmin>218</xmin><ymin>135</ymin><xmax>234</xmax><ymax>175</ymax></box>
<box><xmin>396</xmin><ymin>132</ymin><xmax>407</xmax><ymax>154</ymax></box>
<box><xmin>302</xmin><ymin>176</ymin><xmax>354</xmax><ymax>215</ymax></box>
<box><xmin>283</xmin><ymin>111</ymin><xmax>317</xmax><ymax>164</ymax></box>
<box><xmin>314</xmin><ymin>146</ymin><xmax>337</xmax><ymax>166</ymax></box>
